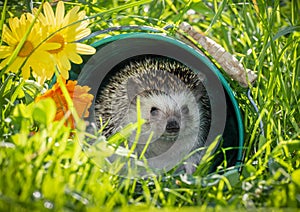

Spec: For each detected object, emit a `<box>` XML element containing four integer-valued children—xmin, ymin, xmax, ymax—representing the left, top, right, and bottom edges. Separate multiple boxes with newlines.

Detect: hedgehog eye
<box><xmin>181</xmin><ymin>105</ymin><xmax>189</xmax><ymax>114</ymax></box>
<box><xmin>150</xmin><ymin>107</ymin><xmax>160</xmax><ymax>116</ymax></box>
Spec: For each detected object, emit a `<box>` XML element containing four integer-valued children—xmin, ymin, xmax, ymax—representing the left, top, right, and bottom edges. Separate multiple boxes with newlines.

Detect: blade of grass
<box><xmin>244</xmin><ymin>108</ymin><xmax>267</xmax><ymax>163</ymax></box>
<box><xmin>206</xmin><ymin>0</ymin><xmax>227</xmax><ymax>33</ymax></box>
<box><xmin>88</xmin><ymin>0</ymin><xmax>153</xmax><ymax>21</ymax></box>
<box><xmin>128</xmin><ymin>96</ymin><xmax>143</xmax><ymax>157</ymax></box>
<box><xmin>139</xmin><ymin>131</ymin><xmax>153</xmax><ymax>159</ymax></box>
<box><xmin>163</xmin><ymin>188</ymin><xmax>193</xmax><ymax>204</ymax></box>
<box><xmin>0</xmin><ymin>74</ymin><xmax>13</xmax><ymax>119</ymax></box>
<box><xmin>165</xmin><ymin>0</ymin><xmax>178</xmax><ymax>14</ymax></box>
<box><xmin>0</xmin><ymin>0</ymin><xmax>8</xmax><ymax>45</ymax></box>
<box><xmin>2</xmin><ymin>79</ymin><xmax>24</xmax><ymax>116</ymax></box>
<box><xmin>266</xmin><ymin>26</ymin><xmax>300</xmax><ymax>49</ymax></box>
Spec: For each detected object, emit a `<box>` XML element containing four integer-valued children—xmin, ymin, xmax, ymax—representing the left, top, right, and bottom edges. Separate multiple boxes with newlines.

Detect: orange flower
<box><xmin>36</xmin><ymin>78</ymin><xmax>93</xmax><ymax>128</ymax></box>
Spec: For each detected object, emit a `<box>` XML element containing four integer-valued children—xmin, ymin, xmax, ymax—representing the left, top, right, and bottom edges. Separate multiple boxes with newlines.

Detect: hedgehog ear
<box><xmin>126</xmin><ymin>78</ymin><xmax>144</xmax><ymax>104</ymax></box>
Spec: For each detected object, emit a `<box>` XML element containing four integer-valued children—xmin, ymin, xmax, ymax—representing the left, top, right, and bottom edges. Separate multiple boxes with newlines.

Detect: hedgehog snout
<box><xmin>165</xmin><ymin>117</ymin><xmax>180</xmax><ymax>133</ymax></box>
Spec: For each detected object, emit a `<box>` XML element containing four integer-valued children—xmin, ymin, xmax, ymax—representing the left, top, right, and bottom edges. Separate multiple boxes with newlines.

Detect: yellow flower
<box><xmin>0</xmin><ymin>13</ymin><xmax>58</xmax><ymax>81</ymax></box>
<box><xmin>33</xmin><ymin>1</ymin><xmax>96</xmax><ymax>79</ymax></box>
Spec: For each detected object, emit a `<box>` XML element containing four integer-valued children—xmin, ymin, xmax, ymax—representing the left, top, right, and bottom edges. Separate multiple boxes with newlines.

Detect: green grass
<box><xmin>0</xmin><ymin>0</ymin><xmax>300</xmax><ymax>210</ymax></box>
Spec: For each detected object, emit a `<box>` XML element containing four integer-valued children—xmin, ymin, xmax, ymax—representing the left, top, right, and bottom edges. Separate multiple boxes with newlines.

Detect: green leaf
<box><xmin>13</xmin><ymin>103</ymin><xmax>32</xmax><ymax>119</ymax></box>
<box><xmin>273</xmin><ymin>26</ymin><xmax>300</xmax><ymax>41</ymax></box>
<box><xmin>22</xmin><ymin>80</ymin><xmax>44</xmax><ymax>104</ymax></box>
<box><xmin>291</xmin><ymin>169</ymin><xmax>300</xmax><ymax>187</ymax></box>
<box><xmin>89</xmin><ymin>136</ymin><xmax>115</xmax><ymax>159</ymax></box>
<box><xmin>32</xmin><ymin>98</ymin><xmax>56</xmax><ymax>126</ymax></box>
<box><xmin>258</xmin><ymin>134</ymin><xmax>267</xmax><ymax>149</ymax></box>
<box><xmin>268</xmin><ymin>157</ymin><xmax>286</xmax><ymax>175</ymax></box>
<box><xmin>241</xmin><ymin>164</ymin><xmax>256</xmax><ymax>178</ymax></box>
<box><xmin>12</xmin><ymin>103</ymin><xmax>34</xmax><ymax>132</ymax></box>
<box><xmin>190</xmin><ymin>1</ymin><xmax>214</xmax><ymax>18</ymax></box>
<box><xmin>286</xmin><ymin>140</ymin><xmax>300</xmax><ymax>152</ymax></box>
<box><xmin>223</xmin><ymin>169</ymin><xmax>240</xmax><ymax>187</ymax></box>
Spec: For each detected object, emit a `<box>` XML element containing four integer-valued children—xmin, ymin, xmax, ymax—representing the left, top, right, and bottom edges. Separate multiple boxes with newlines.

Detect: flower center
<box><xmin>18</xmin><ymin>41</ymin><xmax>34</xmax><ymax>57</ymax></box>
<box><xmin>47</xmin><ymin>34</ymin><xmax>65</xmax><ymax>54</ymax></box>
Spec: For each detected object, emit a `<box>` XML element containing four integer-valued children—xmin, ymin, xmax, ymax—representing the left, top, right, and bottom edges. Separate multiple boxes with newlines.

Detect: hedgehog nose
<box><xmin>166</xmin><ymin>118</ymin><xmax>180</xmax><ymax>133</ymax></box>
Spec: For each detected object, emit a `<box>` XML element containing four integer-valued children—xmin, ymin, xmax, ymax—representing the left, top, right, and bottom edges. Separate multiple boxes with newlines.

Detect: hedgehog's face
<box><xmin>125</xmin><ymin>90</ymin><xmax>201</xmax><ymax>145</ymax></box>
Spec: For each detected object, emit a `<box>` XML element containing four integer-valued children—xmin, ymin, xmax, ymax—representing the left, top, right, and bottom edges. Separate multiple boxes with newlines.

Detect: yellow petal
<box><xmin>67</xmin><ymin>51</ymin><xmax>82</xmax><ymax>64</ymax></box>
<box><xmin>9</xmin><ymin>18</ymin><xmax>21</xmax><ymax>40</ymax></box>
<box><xmin>61</xmin><ymin>70</ymin><xmax>69</xmax><ymax>80</ymax></box>
<box><xmin>26</xmin><ymin>12</ymin><xmax>35</xmax><ymax>22</ymax></box>
<box><xmin>74</xmin><ymin>28</ymin><xmax>91</xmax><ymax>40</ymax></box>
<box><xmin>30</xmin><ymin>60</ymin><xmax>47</xmax><ymax>80</ymax></box>
<box><xmin>32</xmin><ymin>61</ymin><xmax>55</xmax><ymax>84</ymax></box>
<box><xmin>20</xmin><ymin>14</ymin><xmax>26</xmax><ymax>25</ymax></box>
<box><xmin>57</xmin><ymin>53</ymin><xmax>71</xmax><ymax>72</ymax></box>
<box><xmin>28</xmin><ymin>29</ymin><xmax>42</xmax><ymax>45</ymax></box>
<box><xmin>39</xmin><ymin>42</ymin><xmax>61</xmax><ymax>51</ymax></box>
<box><xmin>64</xmin><ymin>44</ymin><xmax>82</xmax><ymax>64</ymax></box>
<box><xmin>33</xmin><ymin>8</ymin><xmax>47</xmax><ymax>26</ymax></box>
<box><xmin>75</xmin><ymin>43</ymin><xmax>96</xmax><ymax>55</ymax></box>
<box><xmin>62</xmin><ymin>54</ymin><xmax>71</xmax><ymax>71</ymax></box>
<box><xmin>78</xmin><ymin>11</ymin><xmax>87</xmax><ymax>20</ymax></box>
<box><xmin>43</xmin><ymin>1</ymin><xmax>55</xmax><ymax>26</ymax></box>
<box><xmin>44</xmin><ymin>65</ymin><xmax>55</xmax><ymax>79</ymax></box>
<box><xmin>7</xmin><ymin>57</ymin><xmax>24</xmax><ymax>73</ymax></box>
<box><xmin>18</xmin><ymin>14</ymin><xmax>27</xmax><ymax>36</ymax></box>
<box><xmin>63</xmin><ymin>6</ymin><xmax>80</xmax><ymax>26</ymax></box>
<box><xmin>0</xmin><ymin>46</ymin><xmax>14</xmax><ymax>58</ymax></box>
<box><xmin>0</xmin><ymin>57</ymin><xmax>10</xmax><ymax>70</ymax></box>
<box><xmin>2</xmin><ymin>25</ymin><xmax>18</xmax><ymax>45</ymax></box>
<box><xmin>31</xmin><ymin>63</ymin><xmax>43</xmax><ymax>76</ymax></box>
<box><xmin>36</xmin><ymin>74</ymin><xmax>47</xmax><ymax>85</ymax></box>
<box><xmin>64</xmin><ymin>26</ymin><xmax>89</xmax><ymax>41</ymax></box>
<box><xmin>57</xmin><ymin>60</ymin><xmax>69</xmax><ymax>79</ymax></box>
<box><xmin>8</xmin><ymin>18</ymin><xmax>15</xmax><ymax>30</ymax></box>
<box><xmin>56</xmin><ymin>1</ymin><xmax>65</xmax><ymax>27</ymax></box>
<box><xmin>65</xmin><ymin>43</ymin><xmax>76</xmax><ymax>51</ymax></box>
<box><xmin>30</xmin><ymin>51</ymin><xmax>52</xmax><ymax>65</ymax></box>
<box><xmin>74</xmin><ymin>20</ymin><xmax>90</xmax><ymax>34</ymax></box>
<box><xmin>21</xmin><ymin>63</ymin><xmax>31</xmax><ymax>79</ymax></box>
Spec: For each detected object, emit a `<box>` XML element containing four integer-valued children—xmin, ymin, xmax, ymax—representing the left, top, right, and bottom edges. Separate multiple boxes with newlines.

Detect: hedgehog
<box><xmin>95</xmin><ymin>55</ymin><xmax>211</xmax><ymax>173</ymax></box>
